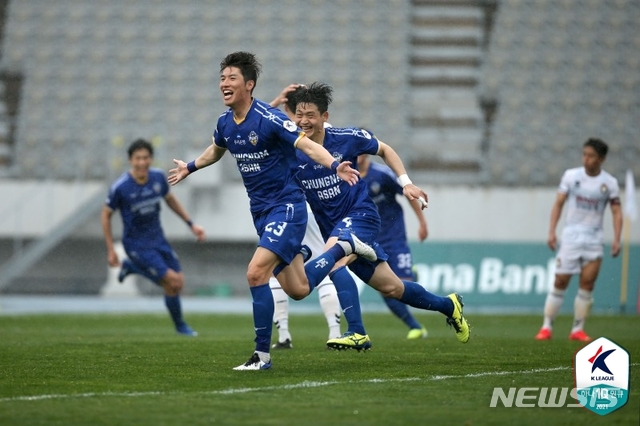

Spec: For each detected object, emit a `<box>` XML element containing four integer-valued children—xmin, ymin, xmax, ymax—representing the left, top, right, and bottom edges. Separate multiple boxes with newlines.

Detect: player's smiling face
<box><xmin>219</xmin><ymin>66</ymin><xmax>253</xmax><ymax>108</ymax></box>
<box><xmin>129</xmin><ymin>148</ymin><xmax>152</xmax><ymax>180</ymax></box>
<box><xmin>295</xmin><ymin>102</ymin><xmax>328</xmax><ymax>142</ymax></box>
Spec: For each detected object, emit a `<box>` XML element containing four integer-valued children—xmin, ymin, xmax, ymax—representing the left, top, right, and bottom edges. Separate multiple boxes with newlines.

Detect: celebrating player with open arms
<box><xmin>168</xmin><ymin>52</ymin><xmax>377</xmax><ymax>370</ymax></box>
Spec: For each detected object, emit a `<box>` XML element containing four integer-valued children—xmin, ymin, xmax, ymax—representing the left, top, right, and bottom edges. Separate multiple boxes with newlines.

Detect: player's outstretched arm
<box><xmin>164</xmin><ymin>193</ymin><xmax>206</xmax><ymax>242</ymax></box>
<box><xmin>269</xmin><ymin>83</ymin><xmax>304</xmax><ymax>120</ymax></box>
<box><xmin>376</xmin><ymin>141</ymin><xmax>428</xmax><ymax>209</ymax></box>
<box><xmin>408</xmin><ymin>198</ymin><xmax>428</xmax><ymax>241</ymax></box>
<box><xmin>168</xmin><ymin>142</ymin><xmax>225</xmax><ymax>186</ymax></box>
<box><xmin>296</xmin><ymin>136</ymin><xmax>360</xmax><ymax>185</ymax></box>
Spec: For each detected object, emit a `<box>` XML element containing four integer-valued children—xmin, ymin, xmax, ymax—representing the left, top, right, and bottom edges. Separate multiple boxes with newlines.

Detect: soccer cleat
<box><xmin>535</xmin><ymin>328</ymin><xmax>552</xmax><ymax>340</ymax></box>
<box><xmin>445</xmin><ymin>293</ymin><xmax>470</xmax><ymax>343</ymax></box>
<box><xmin>407</xmin><ymin>327</ymin><xmax>428</xmax><ymax>340</ymax></box>
<box><xmin>233</xmin><ymin>352</ymin><xmax>272</xmax><ymax>371</ymax></box>
<box><xmin>176</xmin><ymin>324</ymin><xmax>198</xmax><ymax>337</ymax></box>
<box><xmin>118</xmin><ymin>259</ymin><xmax>134</xmax><ymax>283</ymax></box>
<box><xmin>337</xmin><ymin>229</ymin><xmax>377</xmax><ymax>261</ymax></box>
<box><xmin>271</xmin><ymin>339</ymin><xmax>292</xmax><ymax>349</ymax></box>
<box><xmin>326</xmin><ymin>332</ymin><xmax>372</xmax><ymax>351</ymax></box>
<box><xmin>569</xmin><ymin>330</ymin><xmax>592</xmax><ymax>342</ymax></box>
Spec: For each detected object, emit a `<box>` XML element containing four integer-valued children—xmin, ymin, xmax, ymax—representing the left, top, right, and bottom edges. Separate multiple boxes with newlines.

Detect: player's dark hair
<box><xmin>285</xmin><ymin>85</ymin><xmax>306</xmax><ymax>113</ymax></box>
<box><xmin>128</xmin><ymin>138</ymin><xmax>154</xmax><ymax>158</ymax></box>
<box><xmin>292</xmin><ymin>82</ymin><xmax>333</xmax><ymax>114</ymax></box>
<box><xmin>584</xmin><ymin>137</ymin><xmax>608</xmax><ymax>158</ymax></box>
<box><xmin>220</xmin><ymin>51</ymin><xmax>261</xmax><ymax>92</ymax></box>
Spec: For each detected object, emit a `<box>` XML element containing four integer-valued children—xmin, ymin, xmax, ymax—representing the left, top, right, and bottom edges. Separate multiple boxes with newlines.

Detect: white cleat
<box><xmin>338</xmin><ymin>229</ymin><xmax>377</xmax><ymax>261</ymax></box>
<box><xmin>233</xmin><ymin>352</ymin><xmax>272</xmax><ymax>371</ymax></box>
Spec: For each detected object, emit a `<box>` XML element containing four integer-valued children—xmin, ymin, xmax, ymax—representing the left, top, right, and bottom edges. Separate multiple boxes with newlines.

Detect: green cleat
<box><xmin>446</xmin><ymin>293</ymin><xmax>470</xmax><ymax>343</ymax></box>
<box><xmin>326</xmin><ymin>332</ymin><xmax>372</xmax><ymax>351</ymax></box>
<box><xmin>406</xmin><ymin>327</ymin><xmax>428</xmax><ymax>340</ymax></box>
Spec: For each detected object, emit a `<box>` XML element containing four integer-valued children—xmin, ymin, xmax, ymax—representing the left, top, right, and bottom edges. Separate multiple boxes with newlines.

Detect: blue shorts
<box><xmin>124</xmin><ymin>239</ymin><xmax>181</xmax><ymax>285</ymax></box>
<box><xmin>327</xmin><ymin>210</ymin><xmax>381</xmax><ymax>244</ymax></box>
<box><xmin>326</xmin><ymin>211</ymin><xmax>388</xmax><ymax>283</ymax></box>
<box><xmin>383</xmin><ymin>243</ymin><xmax>414</xmax><ymax>279</ymax></box>
<box><xmin>253</xmin><ymin>199</ymin><xmax>308</xmax><ymax>266</ymax></box>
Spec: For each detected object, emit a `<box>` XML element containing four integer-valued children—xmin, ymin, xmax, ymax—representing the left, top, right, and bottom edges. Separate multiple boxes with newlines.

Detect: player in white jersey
<box><xmin>535</xmin><ymin>138</ymin><xmax>622</xmax><ymax>342</ymax></box>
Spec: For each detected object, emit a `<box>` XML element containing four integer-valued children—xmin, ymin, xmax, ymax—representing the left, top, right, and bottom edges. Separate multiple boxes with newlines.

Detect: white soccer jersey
<box><xmin>558</xmin><ymin>167</ymin><xmax>620</xmax><ymax>245</ymax></box>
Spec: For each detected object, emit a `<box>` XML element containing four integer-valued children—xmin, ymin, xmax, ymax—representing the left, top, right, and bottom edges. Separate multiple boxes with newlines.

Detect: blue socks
<box><xmin>329</xmin><ymin>267</ymin><xmax>366</xmax><ymax>335</ymax></box>
<box><xmin>164</xmin><ymin>295</ymin><xmax>186</xmax><ymax>328</ymax></box>
<box><xmin>305</xmin><ymin>244</ymin><xmax>346</xmax><ymax>292</ymax></box>
<box><xmin>399</xmin><ymin>280</ymin><xmax>454</xmax><ymax>317</ymax></box>
<box><xmin>250</xmin><ymin>283</ymin><xmax>274</xmax><ymax>353</ymax></box>
<box><xmin>383</xmin><ymin>296</ymin><xmax>423</xmax><ymax>330</ymax></box>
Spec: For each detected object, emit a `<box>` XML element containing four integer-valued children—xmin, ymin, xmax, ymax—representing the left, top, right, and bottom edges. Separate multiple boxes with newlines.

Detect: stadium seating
<box><xmin>480</xmin><ymin>0</ymin><xmax>639</xmax><ymax>186</ymax></box>
<box><xmin>0</xmin><ymin>0</ymin><xmax>637</xmax><ymax>185</ymax></box>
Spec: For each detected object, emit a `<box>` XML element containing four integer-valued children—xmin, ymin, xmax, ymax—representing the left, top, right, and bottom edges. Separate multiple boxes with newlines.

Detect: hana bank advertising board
<box><xmin>355</xmin><ymin>242</ymin><xmax>640</xmax><ymax>313</ymax></box>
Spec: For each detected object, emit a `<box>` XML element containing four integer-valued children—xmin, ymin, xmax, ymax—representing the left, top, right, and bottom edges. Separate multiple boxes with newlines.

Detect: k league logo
<box><xmin>574</xmin><ymin>337</ymin><xmax>629</xmax><ymax>416</ymax></box>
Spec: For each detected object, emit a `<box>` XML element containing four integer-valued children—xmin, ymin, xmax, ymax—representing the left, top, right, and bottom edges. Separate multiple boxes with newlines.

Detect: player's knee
<box><xmin>246</xmin><ymin>266</ymin><xmax>268</xmax><ymax>286</ymax></box>
<box><xmin>382</xmin><ymin>285</ymin><xmax>404</xmax><ymax>299</ymax></box>
<box><xmin>162</xmin><ymin>271</ymin><xmax>184</xmax><ymax>294</ymax></box>
<box><xmin>287</xmin><ymin>288</ymin><xmax>308</xmax><ymax>301</ymax></box>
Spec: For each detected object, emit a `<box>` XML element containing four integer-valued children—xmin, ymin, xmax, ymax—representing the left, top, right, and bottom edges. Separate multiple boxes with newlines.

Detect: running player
<box><xmin>168</xmin><ymin>52</ymin><xmax>376</xmax><ymax>370</ymax></box>
<box><xmin>535</xmin><ymin>138</ymin><xmax>622</xmax><ymax>342</ymax></box>
<box><xmin>101</xmin><ymin>138</ymin><xmax>205</xmax><ymax>336</ymax></box>
<box><xmin>269</xmin><ymin>202</ymin><xmax>343</xmax><ymax>348</ymax></box>
<box><xmin>290</xmin><ymin>82</ymin><xmax>470</xmax><ymax>350</ymax></box>
<box><xmin>268</xmin><ymin>85</ymin><xmax>342</xmax><ymax>349</ymax></box>
<box><xmin>359</xmin><ymin>153</ymin><xmax>429</xmax><ymax>339</ymax></box>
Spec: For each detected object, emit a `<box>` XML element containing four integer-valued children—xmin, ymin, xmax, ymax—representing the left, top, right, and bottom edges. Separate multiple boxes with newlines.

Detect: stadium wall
<box><xmin>1</xmin><ymin>180</ymin><xmax>638</xmax><ymax>243</ymax></box>
<box><xmin>0</xmin><ymin>180</ymin><xmax>638</xmax><ymax>313</ymax></box>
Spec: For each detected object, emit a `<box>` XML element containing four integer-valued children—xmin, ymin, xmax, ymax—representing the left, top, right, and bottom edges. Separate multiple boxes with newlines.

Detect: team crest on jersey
<box><xmin>283</xmin><ymin>120</ymin><xmax>297</xmax><ymax>132</ymax></box>
<box><xmin>370</xmin><ymin>181</ymin><xmax>381</xmax><ymax>195</ymax></box>
<box><xmin>600</xmin><ymin>184</ymin><xmax>608</xmax><ymax>194</ymax></box>
<box><xmin>332</xmin><ymin>152</ymin><xmax>343</xmax><ymax>162</ymax></box>
<box><xmin>153</xmin><ymin>182</ymin><xmax>162</xmax><ymax>193</ymax></box>
<box><xmin>249</xmin><ymin>131</ymin><xmax>259</xmax><ymax>146</ymax></box>
<box><xmin>575</xmin><ymin>181</ymin><xmax>580</xmax><ymax>188</ymax></box>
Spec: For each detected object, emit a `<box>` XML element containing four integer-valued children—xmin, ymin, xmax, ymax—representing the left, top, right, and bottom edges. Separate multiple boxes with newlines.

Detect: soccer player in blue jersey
<box><xmin>168</xmin><ymin>52</ymin><xmax>375</xmax><ymax>370</ymax></box>
<box><xmin>358</xmin><ymin>153</ymin><xmax>430</xmax><ymax>339</ymax></box>
<box><xmin>289</xmin><ymin>82</ymin><xmax>470</xmax><ymax>349</ymax></box>
<box><xmin>101</xmin><ymin>139</ymin><xmax>205</xmax><ymax>336</ymax></box>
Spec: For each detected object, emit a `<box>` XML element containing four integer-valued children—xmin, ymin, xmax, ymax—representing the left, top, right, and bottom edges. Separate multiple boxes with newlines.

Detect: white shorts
<box><xmin>555</xmin><ymin>241</ymin><xmax>603</xmax><ymax>275</ymax></box>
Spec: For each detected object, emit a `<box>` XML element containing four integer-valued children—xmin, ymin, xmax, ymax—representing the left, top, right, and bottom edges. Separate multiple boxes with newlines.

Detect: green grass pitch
<box><xmin>0</xmin><ymin>312</ymin><xmax>638</xmax><ymax>425</ymax></box>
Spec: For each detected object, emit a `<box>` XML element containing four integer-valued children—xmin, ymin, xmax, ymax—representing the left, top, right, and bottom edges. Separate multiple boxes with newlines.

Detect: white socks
<box><xmin>542</xmin><ymin>288</ymin><xmax>566</xmax><ymax>330</ymax></box>
<box><xmin>571</xmin><ymin>289</ymin><xmax>593</xmax><ymax>333</ymax></box>
<box><xmin>542</xmin><ymin>287</ymin><xmax>594</xmax><ymax>333</ymax></box>
<box><xmin>317</xmin><ymin>280</ymin><xmax>342</xmax><ymax>339</ymax></box>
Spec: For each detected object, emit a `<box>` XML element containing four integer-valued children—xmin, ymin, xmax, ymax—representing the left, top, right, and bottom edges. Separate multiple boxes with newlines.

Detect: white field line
<box><xmin>3</xmin><ymin>364</ymin><xmax>638</xmax><ymax>403</ymax></box>
<box><xmin>0</xmin><ymin>365</ymin><xmax>589</xmax><ymax>403</ymax></box>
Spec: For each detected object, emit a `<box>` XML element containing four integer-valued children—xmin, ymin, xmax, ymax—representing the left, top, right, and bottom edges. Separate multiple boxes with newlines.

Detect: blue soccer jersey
<box><xmin>363</xmin><ymin>162</ymin><xmax>407</xmax><ymax>249</ymax></box>
<box><xmin>214</xmin><ymin>99</ymin><xmax>306</xmax><ymax>214</ymax></box>
<box><xmin>362</xmin><ymin>161</ymin><xmax>414</xmax><ymax>277</ymax></box>
<box><xmin>105</xmin><ymin>168</ymin><xmax>170</xmax><ymax>246</ymax></box>
<box><xmin>296</xmin><ymin>127</ymin><xmax>380</xmax><ymax>239</ymax></box>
